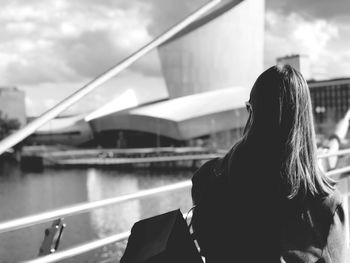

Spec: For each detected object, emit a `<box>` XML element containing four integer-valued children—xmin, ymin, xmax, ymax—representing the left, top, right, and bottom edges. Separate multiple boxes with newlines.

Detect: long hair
<box><xmin>237</xmin><ymin>65</ymin><xmax>334</xmax><ymax>200</ymax></box>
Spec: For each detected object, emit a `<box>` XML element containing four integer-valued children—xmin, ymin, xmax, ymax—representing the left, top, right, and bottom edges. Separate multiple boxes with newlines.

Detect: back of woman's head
<box><xmin>241</xmin><ymin>64</ymin><xmax>334</xmax><ymax>200</ymax></box>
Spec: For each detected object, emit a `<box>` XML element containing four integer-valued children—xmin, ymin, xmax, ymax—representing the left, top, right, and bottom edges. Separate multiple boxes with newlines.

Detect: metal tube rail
<box><xmin>317</xmin><ymin>148</ymin><xmax>350</xmax><ymax>159</ymax></box>
<box><xmin>1</xmin><ymin>165</ymin><xmax>350</xmax><ymax>235</ymax></box>
<box><xmin>0</xmin><ymin>180</ymin><xmax>192</xmax><ymax>234</ymax></box>
<box><xmin>326</xmin><ymin>166</ymin><xmax>350</xmax><ymax>178</ymax></box>
<box><xmin>0</xmin><ymin>0</ymin><xmax>222</xmax><ymax>155</ymax></box>
<box><xmin>23</xmin><ymin>213</ymin><xmax>193</xmax><ymax>263</ymax></box>
<box><xmin>22</xmin><ymin>231</ymin><xmax>131</xmax><ymax>263</ymax></box>
<box><xmin>22</xmin><ymin>178</ymin><xmax>350</xmax><ymax>263</ymax></box>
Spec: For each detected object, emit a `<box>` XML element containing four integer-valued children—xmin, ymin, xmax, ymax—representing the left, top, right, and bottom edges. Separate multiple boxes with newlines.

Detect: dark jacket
<box><xmin>191</xmin><ymin>156</ymin><xmax>348</xmax><ymax>263</ymax></box>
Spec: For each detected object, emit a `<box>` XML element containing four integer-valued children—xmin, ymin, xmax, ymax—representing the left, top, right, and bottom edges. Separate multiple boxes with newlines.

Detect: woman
<box><xmin>191</xmin><ymin>65</ymin><xmax>348</xmax><ymax>262</ymax></box>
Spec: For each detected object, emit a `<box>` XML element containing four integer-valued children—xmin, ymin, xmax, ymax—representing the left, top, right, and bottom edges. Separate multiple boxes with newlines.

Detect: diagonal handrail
<box><xmin>23</xmin><ymin>211</ymin><xmax>193</xmax><ymax>263</ymax></box>
<box><xmin>1</xmin><ymin>163</ymin><xmax>350</xmax><ymax>235</ymax></box>
<box><xmin>20</xmin><ymin>168</ymin><xmax>350</xmax><ymax>263</ymax></box>
<box><xmin>0</xmin><ymin>180</ymin><xmax>192</xmax><ymax>234</ymax></box>
<box><xmin>0</xmin><ymin>0</ymin><xmax>223</xmax><ymax>155</ymax></box>
<box><xmin>22</xmin><ymin>231</ymin><xmax>131</xmax><ymax>263</ymax></box>
<box><xmin>317</xmin><ymin>148</ymin><xmax>350</xmax><ymax>159</ymax></box>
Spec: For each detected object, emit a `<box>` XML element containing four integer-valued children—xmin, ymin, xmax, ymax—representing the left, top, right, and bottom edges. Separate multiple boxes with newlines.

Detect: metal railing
<box><xmin>23</xmin><ymin>232</ymin><xmax>131</xmax><ymax>263</ymax></box>
<box><xmin>12</xmin><ymin>164</ymin><xmax>349</xmax><ymax>263</ymax></box>
<box><xmin>0</xmin><ymin>160</ymin><xmax>344</xmax><ymax>262</ymax></box>
<box><xmin>0</xmin><ymin>180</ymin><xmax>192</xmax><ymax>234</ymax></box>
<box><xmin>0</xmin><ymin>0</ymin><xmax>349</xmax><ymax>261</ymax></box>
<box><xmin>318</xmin><ymin>148</ymin><xmax>350</xmax><ymax>159</ymax></box>
<box><xmin>1</xmin><ymin>149</ymin><xmax>349</xmax><ymax>235</ymax></box>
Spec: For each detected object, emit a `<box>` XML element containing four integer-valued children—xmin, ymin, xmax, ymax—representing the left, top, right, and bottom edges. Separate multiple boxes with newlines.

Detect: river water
<box><xmin>1</xmin><ymin>158</ymin><xmax>350</xmax><ymax>263</ymax></box>
<box><xmin>0</xmin><ymin>159</ymin><xmax>193</xmax><ymax>263</ymax></box>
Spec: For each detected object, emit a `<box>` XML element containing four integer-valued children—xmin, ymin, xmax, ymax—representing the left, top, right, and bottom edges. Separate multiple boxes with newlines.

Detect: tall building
<box><xmin>0</xmin><ymin>86</ymin><xmax>26</xmax><ymax>127</ymax></box>
<box><xmin>88</xmin><ymin>0</ymin><xmax>265</xmax><ymax>148</ymax></box>
<box><xmin>29</xmin><ymin>0</ymin><xmax>266</xmax><ymax>148</ymax></box>
<box><xmin>277</xmin><ymin>54</ymin><xmax>350</xmax><ymax>135</ymax></box>
<box><xmin>308</xmin><ymin>78</ymin><xmax>350</xmax><ymax>135</ymax></box>
<box><xmin>157</xmin><ymin>0</ymin><xmax>265</xmax><ymax>99</ymax></box>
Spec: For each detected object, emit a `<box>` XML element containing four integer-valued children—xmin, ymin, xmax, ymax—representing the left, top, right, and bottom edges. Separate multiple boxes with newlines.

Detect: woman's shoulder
<box><xmin>308</xmin><ymin>189</ymin><xmax>343</xmax><ymax>219</ymax></box>
<box><xmin>191</xmin><ymin>157</ymin><xmax>227</xmax><ymax>205</ymax></box>
<box><xmin>309</xmin><ymin>190</ymin><xmax>347</xmax><ymax>262</ymax></box>
<box><xmin>282</xmin><ymin>190</ymin><xmax>347</xmax><ymax>263</ymax></box>
<box><xmin>192</xmin><ymin>157</ymin><xmax>224</xmax><ymax>180</ymax></box>
<box><xmin>300</xmin><ymin>189</ymin><xmax>344</xmax><ymax>246</ymax></box>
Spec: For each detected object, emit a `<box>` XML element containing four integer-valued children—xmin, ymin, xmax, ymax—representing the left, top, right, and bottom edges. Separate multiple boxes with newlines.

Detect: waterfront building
<box><xmin>88</xmin><ymin>0</ymin><xmax>264</xmax><ymax>148</ymax></box>
<box><xmin>276</xmin><ymin>54</ymin><xmax>350</xmax><ymax>136</ymax></box>
<box><xmin>0</xmin><ymin>86</ymin><xmax>26</xmax><ymax>127</ymax></box>
<box><xmin>157</xmin><ymin>0</ymin><xmax>265</xmax><ymax>99</ymax></box>
<box><xmin>27</xmin><ymin>115</ymin><xmax>94</xmax><ymax>146</ymax></box>
<box><xmin>308</xmin><ymin>78</ymin><xmax>350</xmax><ymax>135</ymax></box>
<box><xmin>28</xmin><ymin>0</ymin><xmax>265</xmax><ymax>149</ymax></box>
<box><xmin>89</xmin><ymin>88</ymin><xmax>249</xmax><ymax>149</ymax></box>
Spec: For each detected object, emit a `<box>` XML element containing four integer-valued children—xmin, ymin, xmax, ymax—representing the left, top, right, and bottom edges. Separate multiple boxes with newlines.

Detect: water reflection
<box><xmin>0</xmin><ymin>161</ymin><xmax>193</xmax><ymax>262</ymax></box>
<box><xmin>4</xmin><ymin>159</ymin><xmax>348</xmax><ymax>262</ymax></box>
<box><xmin>87</xmin><ymin>168</ymin><xmax>141</xmax><ymax>237</ymax></box>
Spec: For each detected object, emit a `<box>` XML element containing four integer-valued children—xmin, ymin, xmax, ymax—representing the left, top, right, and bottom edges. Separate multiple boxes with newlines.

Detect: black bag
<box><xmin>120</xmin><ymin>209</ymin><xmax>203</xmax><ymax>263</ymax></box>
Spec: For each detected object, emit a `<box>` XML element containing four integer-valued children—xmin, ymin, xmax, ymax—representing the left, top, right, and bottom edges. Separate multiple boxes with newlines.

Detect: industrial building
<box><xmin>28</xmin><ymin>0</ymin><xmax>264</xmax><ymax>149</ymax></box>
<box><xmin>157</xmin><ymin>0</ymin><xmax>264</xmax><ymax>99</ymax></box>
<box><xmin>88</xmin><ymin>0</ymin><xmax>265</xmax><ymax>149</ymax></box>
<box><xmin>308</xmin><ymin>78</ymin><xmax>350</xmax><ymax>135</ymax></box>
<box><xmin>89</xmin><ymin>88</ymin><xmax>249</xmax><ymax>149</ymax></box>
<box><xmin>0</xmin><ymin>86</ymin><xmax>26</xmax><ymax>127</ymax></box>
<box><xmin>277</xmin><ymin>55</ymin><xmax>350</xmax><ymax>136</ymax></box>
<box><xmin>26</xmin><ymin>115</ymin><xmax>94</xmax><ymax>147</ymax></box>
<box><xmin>27</xmin><ymin>0</ymin><xmax>350</xmax><ymax>149</ymax></box>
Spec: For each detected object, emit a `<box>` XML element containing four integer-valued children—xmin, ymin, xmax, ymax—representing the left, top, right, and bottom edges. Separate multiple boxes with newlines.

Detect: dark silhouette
<box><xmin>191</xmin><ymin>65</ymin><xmax>348</xmax><ymax>262</ymax></box>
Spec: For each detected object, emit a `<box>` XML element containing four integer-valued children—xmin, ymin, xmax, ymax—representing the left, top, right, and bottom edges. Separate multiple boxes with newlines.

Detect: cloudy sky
<box><xmin>0</xmin><ymin>0</ymin><xmax>349</xmax><ymax>116</ymax></box>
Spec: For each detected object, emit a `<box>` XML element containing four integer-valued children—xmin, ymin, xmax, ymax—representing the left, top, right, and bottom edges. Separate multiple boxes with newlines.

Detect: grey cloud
<box><xmin>4</xmin><ymin>51</ymin><xmax>78</xmax><ymax>85</ymax></box>
<box><xmin>55</xmin><ymin>28</ymin><xmax>161</xmax><ymax>79</ymax></box>
<box><xmin>1</xmin><ymin>0</ymin><xmax>235</xmax><ymax>86</ymax></box>
<box><xmin>1</xmin><ymin>0</ymin><xmax>162</xmax><ymax>85</ymax></box>
<box><xmin>69</xmin><ymin>0</ymin><xmax>211</xmax><ymax>37</ymax></box>
<box><xmin>145</xmin><ymin>0</ymin><xmax>207</xmax><ymax>36</ymax></box>
<box><xmin>267</xmin><ymin>0</ymin><xmax>350</xmax><ymax>20</ymax></box>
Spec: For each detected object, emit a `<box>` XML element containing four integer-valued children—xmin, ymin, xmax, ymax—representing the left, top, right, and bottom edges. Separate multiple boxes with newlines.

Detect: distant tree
<box><xmin>0</xmin><ymin>111</ymin><xmax>21</xmax><ymax>141</ymax></box>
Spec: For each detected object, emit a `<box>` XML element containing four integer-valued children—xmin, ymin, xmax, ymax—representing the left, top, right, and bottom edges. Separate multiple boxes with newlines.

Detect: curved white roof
<box><xmin>36</xmin><ymin>115</ymin><xmax>86</xmax><ymax>133</ymax></box>
<box><xmin>129</xmin><ymin>87</ymin><xmax>249</xmax><ymax>121</ymax></box>
<box><xmin>90</xmin><ymin>87</ymin><xmax>250</xmax><ymax>140</ymax></box>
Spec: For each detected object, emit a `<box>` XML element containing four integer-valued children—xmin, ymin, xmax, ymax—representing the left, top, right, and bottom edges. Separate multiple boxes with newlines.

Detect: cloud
<box><xmin>21</xmin><ymin>71</ymin><xmax>168</xmax><ymax>116</ymax></box>
<box><xmin>55</xmin><ymin>28</ymin><xmax>160</xmax><ymax>79</ymax></box>
<box><xmin>0</xmin><ymin>0</ymin><xmax>163</xmax><ymax>87</ymax></box>
<box><xmin>145</xmin><ymin>0</ymin><xmax>207</xmax><ymax>36</ymax></box>
<box><xmin>267</xmin><ymin>0</ymin><xmax>350</xmax><ymax>20</ymax></box>
<box><xmin>0</xmin><ymin>0</ymin><xmax>241</xmax><ymax>87</ymax></box>
<box><xmin>0</xmin><ymin>0</ymin><xmax>213</xmax><ymax>115</ymax></box>
<box><xmin>1</xmin><ymin>0</ymin><xmax>350</xmax><ymax>115</ymax></box>
<box><xmin>265</xmin><ymin>11</ymin><xmax>350</xmax><ymax>79</ymax></box>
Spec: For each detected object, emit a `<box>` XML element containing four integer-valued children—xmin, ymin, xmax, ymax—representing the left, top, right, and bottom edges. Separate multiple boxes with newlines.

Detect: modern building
<box><xmin>28</xmin><ymin>0</ymin><xmax>265</xmax><ymax>149</ymax></box>
<box><xmin>277</xmin><ymin>54</ymin><xmax>350</xmax><ymax>136</ymax></box>
<box><xmin>26</xmin><ymin>115</ymin><xmax>94</xmax><ymax>146</ymax></box>
<box><xmin>88</xmin><ymin>0</ymin><xmax>264</xmax><ymax>148</ymax></box>
<box><xmin>89</xmin><ymin>88</ymin><xmax>249</xmax><ymax>149</ymax></box>
<box><xmin>308</xmin><ymin>78</ymin><xmax>350</xmax><ymax>135</ymax></box>
<box><xmin>0</xmin><ymin>86</ymin><xmax>26</xmax><ymax>127</ymax></box>
<box><xmin>157</xmin><ymin>0</ymin><xmax>265</xmax><ymax>99</ymax></box>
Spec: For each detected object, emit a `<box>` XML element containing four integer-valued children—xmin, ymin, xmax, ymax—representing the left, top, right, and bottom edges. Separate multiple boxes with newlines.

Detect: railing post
<box><xmin>38</xmin><ymin>219</ymin><xmax>66</xmax><ymax>256</ymax></box>
<box><xmin>342</xmin><ymin>195</ymin><xmax>350</xmax><ymax>248</ymax></box>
